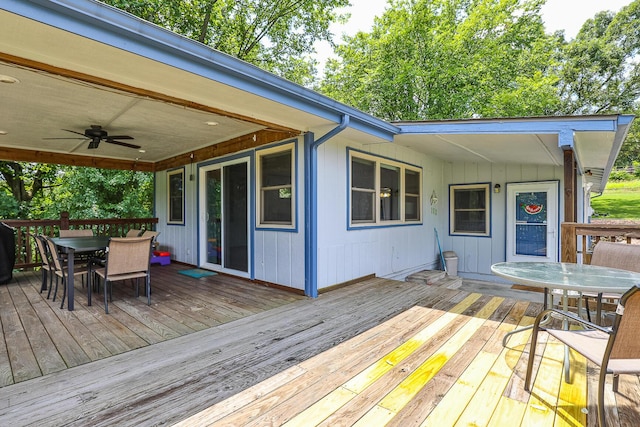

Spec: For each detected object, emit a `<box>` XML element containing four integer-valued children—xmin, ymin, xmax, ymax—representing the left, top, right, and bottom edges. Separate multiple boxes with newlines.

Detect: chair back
<box><xmin>104</xmin><ymin>237</ymin><xmax>153</xmax><ymax>277</ymax></box>
<box><xmin>59</xmin><ymin>229</ymin><xmax>94</xmax><ymax>237</ymax></box>
<box><xmin>44</xmin><ymin>237</ymin><xmax>65</xmax><ymax>273</ymax></box>
<box><xmin>125</xmin><ymin>229</ymin><xmax>142</xmax><ymax>237</ymax></box>
<box><xmin>141</xmin><ymin>230</ymin><xmax>159</xmax><ymax>240</ymax></box>
<box><xmin>34</xmin><ymin>235</ymin><xmax>50</xmax><ymax>268</ymax></box>
<box><xmin>609</xmin><ymin>285</ymin><xmax>640</xmax><ymax>360</ymax></box>
<box><xmin>590</xmin><ymin>242</ymin><xmax>640</xmax><ymax>273</ymax></box>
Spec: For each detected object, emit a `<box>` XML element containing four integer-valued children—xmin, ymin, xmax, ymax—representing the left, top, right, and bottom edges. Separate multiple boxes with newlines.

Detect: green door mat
<box><xmin>178</xmin><ymin>269</ymin><xmax>217</xmax><ymax>278</ymax></box>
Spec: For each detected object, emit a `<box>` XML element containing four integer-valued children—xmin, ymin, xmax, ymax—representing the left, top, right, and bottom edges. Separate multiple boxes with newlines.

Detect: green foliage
<box><xmin>100</xmin><ymin>0</ymin><xmax>350</xmax><ymax>85</ymax></box>
<box><xmin>591</xmin><ymin>181</ymin><xmax>640</xmax><ymax>219</ymax></box>
<box><xmin>608</xmin><ymin>170</ymin><xmax>635</xmax><ymax>181</ymax></box>
<box><xmin>52</xmin><ymin>167</ymin><xmax>153</xmax><ymax>219</ymax></box>
<box><xmin>320</xmin><ymin>0</ymin><xmax>562</xmax><ymax>120</ymax></box>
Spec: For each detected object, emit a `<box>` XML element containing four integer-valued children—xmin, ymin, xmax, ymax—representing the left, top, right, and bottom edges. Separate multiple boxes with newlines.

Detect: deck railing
<box><xmin>3</xmin><ymin>212</ymin><xmax>158</xmax><ymax>269</ymax></box>
<box><xmin>561</xmin><ymin>222</ymin><xmax>640</xmax><ymax>263</ymax></box>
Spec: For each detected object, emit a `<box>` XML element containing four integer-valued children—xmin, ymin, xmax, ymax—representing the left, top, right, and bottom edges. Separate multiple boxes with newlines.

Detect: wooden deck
<box><xmin>0</xmin><ymin>269</ymin><xmax>638</xmax><ymax>426</ymax></box>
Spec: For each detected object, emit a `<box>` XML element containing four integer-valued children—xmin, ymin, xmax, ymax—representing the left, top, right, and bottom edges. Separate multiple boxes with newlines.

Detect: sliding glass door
<box><xmin>199</xmin><ymin>158</ymin><xmax>249</xmax><ymax>276</ymax></box>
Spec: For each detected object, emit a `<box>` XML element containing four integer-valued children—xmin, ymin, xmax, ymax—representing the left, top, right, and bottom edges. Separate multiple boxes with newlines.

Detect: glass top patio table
<box><xmin>491</xmin><ymin>261</ymin><xmax>640</xmax><ymax>360</ymax></box>
<box><xmin>491</xmin><ymin>261</ymin><xmax>640</xmax><ymax>294</ymax></box>
<box><xmin>51</xmin><ymin>236</ymin><xmax>110</xmax><ymax>311</ymax></box>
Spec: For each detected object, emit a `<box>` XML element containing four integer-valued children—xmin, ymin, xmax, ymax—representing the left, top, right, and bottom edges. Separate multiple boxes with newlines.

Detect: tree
<box><xmin>320</xmin><ymin>0</ymin><xmax>562</xmax><ymax>121</ymax></box>
<box><xmin>0</xmin><ymin>162</ymin><xmax>59</xmax><ymax>218</ymax></box>
<box><xmin>556</xmin><ymin>1</ymin><xmax>640</xmax><ymax>115</ymax></box>
<box><xmin>52</xmin><ymin>167</ymin><xmax>153</xmax><ymax>219</ymax></box>
<box><xmin>553</xmin><ymin>1</ymin><xmax>640</xmax><ymax>168</ymax></box>
<box><xmin>101</xmin><ymin>0</ymin><xmax>350</xmax><ymax>85</ymax></box>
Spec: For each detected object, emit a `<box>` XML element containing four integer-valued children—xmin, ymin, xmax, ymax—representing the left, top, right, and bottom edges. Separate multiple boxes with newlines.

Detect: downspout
<box><xmin>304</xmin><ymin>114</ymin><xmax>350</xmax><ymax>297</ymax></box>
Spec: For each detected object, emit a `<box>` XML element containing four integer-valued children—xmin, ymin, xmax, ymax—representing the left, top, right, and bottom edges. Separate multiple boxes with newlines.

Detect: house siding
<box><xmin>441</xmin><ymin>161</ymin><xmax>566</xmax><ymax>280</ymax></box>
<box><xmin>315</xmin><ymin>138</ymin><xmax>446</xmax><ymax>289</ymax></box>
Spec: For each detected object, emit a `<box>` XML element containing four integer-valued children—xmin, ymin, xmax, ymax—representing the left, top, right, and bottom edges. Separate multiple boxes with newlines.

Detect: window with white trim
<box><xmin>167</xmin><ymin>168</ymin><xmax>184</xmax><ymax>225</ymax></box>
<box><xmin>349</xmin><ymin>151</ymin><xmax>422</xmax><ymax>227</ymax></box>
<box><xmin>449</xmin><ymin>183</ymin><xmax>490</xmax><ymax>236</ymax></box>
<box><xmin>257</xmin><ymin>143</ymin><xmax>295</xmax><ymax>228</ymax></box>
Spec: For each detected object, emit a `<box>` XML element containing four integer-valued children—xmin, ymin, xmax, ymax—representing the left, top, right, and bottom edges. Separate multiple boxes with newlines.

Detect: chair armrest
<box><xmin>534</xmin><ymin>308</ymin><xmax>613</xmax><ymax>335</ymax></box>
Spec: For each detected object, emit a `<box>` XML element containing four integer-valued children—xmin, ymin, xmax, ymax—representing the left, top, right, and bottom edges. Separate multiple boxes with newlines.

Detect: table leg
<box><xmin>67</xmin><ymin>249</ymin><xmax>75</xmax><ymax>311</ymax></box>
<box><xmin>502</xmin><ymin>287</ymin><xmax>552</xmax><ymax>347</ymax></box>
<box><xmin>562</xmin><ymin>289</ymin><xmax>571</xmax><ymax>383</ymax></box>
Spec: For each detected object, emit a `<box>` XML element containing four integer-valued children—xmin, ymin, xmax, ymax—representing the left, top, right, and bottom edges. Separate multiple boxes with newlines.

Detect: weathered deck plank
<box><xmin>0</xmin><ymin>268</ymin><xmax>638</xmax><ymax>426</ymax></box>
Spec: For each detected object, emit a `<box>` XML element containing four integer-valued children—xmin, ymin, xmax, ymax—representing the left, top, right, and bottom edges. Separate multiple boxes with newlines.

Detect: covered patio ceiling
<box><xmin>0</xmin><ymin>1</ymin><xmax>395</xmax><ymax>172</ymax></box>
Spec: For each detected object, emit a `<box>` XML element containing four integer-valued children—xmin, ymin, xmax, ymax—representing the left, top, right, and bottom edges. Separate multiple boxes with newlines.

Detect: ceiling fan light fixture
<box><xmin>0</xmin><ymin>75</ymin><xmax>19</xmax><ymax>84</ymax></box>
<box><xmin>88</xmin><ymin>138</ymin><xmax>101</xmax><ymax>149</ymax></box>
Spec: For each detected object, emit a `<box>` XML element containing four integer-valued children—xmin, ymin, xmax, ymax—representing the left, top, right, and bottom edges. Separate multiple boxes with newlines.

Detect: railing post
<box><xmin>60</xmin><ymin>211</ymin><xmax>70</xmax><ymax>231</ymax></box>
<box><xmin>561</xmin><ymin>222</ymin><xmax>577</xmax><ymax>263</ymax></box>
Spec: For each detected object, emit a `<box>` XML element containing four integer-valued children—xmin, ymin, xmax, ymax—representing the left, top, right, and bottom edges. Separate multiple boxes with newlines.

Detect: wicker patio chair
<box><xmin>525</xmin><ymin>284</ymin><xmax>640</xmax><ymax>427</ymax></box>
<box><xmin>89</xmin><ymin>236</ymin><xmax>153</xmax><ymax>314</ymax></box>
<box><xmin>44</xmin><ymin>237</ymin><xmax>89</xmax><ymax>308</ymax></box>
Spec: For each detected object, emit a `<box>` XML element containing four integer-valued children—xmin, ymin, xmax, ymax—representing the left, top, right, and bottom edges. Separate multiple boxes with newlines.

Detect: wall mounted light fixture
<box><xmin>494</xmin><ymin>184</ymin><xmax>501</xmax><ymax>193</ymax></box>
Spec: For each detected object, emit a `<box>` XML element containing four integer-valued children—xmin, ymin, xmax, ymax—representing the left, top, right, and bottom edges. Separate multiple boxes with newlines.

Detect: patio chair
<box><xmin>525</xmin><ymin>284</ymin><xmax>640</xmax><ymax>427</ymax></box>
<box><xmin>141</xmin><ymin>230</ymin><xmax>160</xmax><ymax>250</ymax></box>
<box><xmin>89</xmin><ymin>236</ymin><xmax>153</xmax><ymax>314</ymax></box>
<box><xmin>34</xmin><ymin>235</ymin><xmax>53</xmax><ymax>294</ymax></box>
<box><xmin>44</xmin><ymin>237</ymin><xmax>89</xmax><ymax>308</ymax></box>
<box><xmin>59</xmin><ymin>229</ymin><xmax>94</xmax><ymax>237</ymax></box>
<box><xmin>125</xmin><ymin>229</ymin><xmax>142</xmax><ymax>237</ymax></box>
<box><xmin>581</xmin><ymin>241</ymin><xmax>640</xmax><ymax>324</ymax></box>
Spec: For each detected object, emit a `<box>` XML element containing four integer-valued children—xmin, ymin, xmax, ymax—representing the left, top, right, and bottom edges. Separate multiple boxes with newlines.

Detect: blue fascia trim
<box><xmin>397</xmin><ymin>118</ymin><xmax>621</xmax><ymax>135</ymax></box>
<box><xmin>4</xmin><ymin>0</ymin><xmax>398</xmax><ymax>140</ymax></box>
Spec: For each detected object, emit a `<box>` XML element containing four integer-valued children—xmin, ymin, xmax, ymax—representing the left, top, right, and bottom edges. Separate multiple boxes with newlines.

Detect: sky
<box><xmin>314</xmin><ymin>0</ymin><xmax>633</xmax><ymax>71</ymax></box>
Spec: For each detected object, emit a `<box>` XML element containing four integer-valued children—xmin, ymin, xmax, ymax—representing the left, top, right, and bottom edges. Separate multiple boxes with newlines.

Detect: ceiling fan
<box><xmin>44</xmin><ymin>125</ymin><xmax>140</xmax><ymax>150</ymax></box>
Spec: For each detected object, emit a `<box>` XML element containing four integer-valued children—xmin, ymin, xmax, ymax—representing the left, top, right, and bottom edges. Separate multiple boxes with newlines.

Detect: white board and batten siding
<box><xmin>314</xmin><ymin>137</ymin><xmax>446</xmax><ymax>290</ymax></box>
<box><xmin>154</xmin><ymin>169</ymin><xmax>200</xmax><ymax>266</ymax></box>
<box><xmin>441</xmin><ymin>162</ymin><xmax>565</xmax><ymax>281</ymax></box>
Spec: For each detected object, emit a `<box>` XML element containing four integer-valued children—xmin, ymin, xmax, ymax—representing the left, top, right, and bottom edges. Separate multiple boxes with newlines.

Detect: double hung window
<box><xmin>449</xmin><ymin>183</ymin><xmax>490</xmax><ymax>236</ymax></box>
<box><xmin>349</xmin><ymin>150</ymin><xmax>422</xmax><ymax>227</ymax></box>
<box><xmin>257</xmin><ymin>143</ymin><xmax>295</xmax><ymax>228</ymax></box>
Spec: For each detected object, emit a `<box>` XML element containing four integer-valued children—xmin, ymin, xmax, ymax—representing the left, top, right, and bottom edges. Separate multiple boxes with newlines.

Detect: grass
<box><xmin>591</xmin><ymin>179</ymin><xmax>640</xmax><ymax>219</ymax></box>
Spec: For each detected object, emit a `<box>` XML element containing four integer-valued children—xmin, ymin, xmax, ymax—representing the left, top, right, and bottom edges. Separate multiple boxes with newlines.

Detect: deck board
<box><xmin>0</xmin><ymin>268</ymin><xmax>638</xmax><ymax>426</ymax></box>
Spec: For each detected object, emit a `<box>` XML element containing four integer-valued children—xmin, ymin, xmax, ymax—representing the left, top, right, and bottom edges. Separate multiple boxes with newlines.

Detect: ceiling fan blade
<box><xmin>106</xmin><ymin>139</ymin><xmax>141</xmax><ymax>149</ymax></box>
<box><xmin>43</xmin><ymin>137</ymin><xmax>86</xmax><ymax>140</ymax></box>
<box><xmin>62</xmin><ymin>129</ymin><xmax>89</xmax><ymax>137</ymax></box>
<box><xmin>107</xmin><ymin>135</ymin><xmax>134</xmax><ymax>140</ymax></box>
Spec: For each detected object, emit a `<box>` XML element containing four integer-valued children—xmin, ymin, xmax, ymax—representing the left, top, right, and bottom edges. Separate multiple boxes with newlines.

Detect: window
<box><xmin>257</xmin><ymin>143</ymin><xmax>295</xmax><ymax>228</ymax></box>
<box><xmin>167</xmin><ymin>168</ymin><xmax>184</xmax><ymax>225</ymax></box>
<box><xmin>349</xmin><ymin>150</ymin><xmax>421</xmax><ymax>227</ymax></box>
<box><xmin>449</xmin><ymin>183</ymin><xmax>490</xmax><ymax>236</ymax></box>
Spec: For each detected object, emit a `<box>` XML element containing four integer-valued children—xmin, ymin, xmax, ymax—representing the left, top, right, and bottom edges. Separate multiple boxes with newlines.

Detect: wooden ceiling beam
<box><xmin>154</xmin><ymin>129</ymin><xmax>299</xmax><ymax>171</ymax></box>
<box><xmin>0</xmin><ymin>146</ymin><xmax>155</xmax><ymax>171</ymax></box>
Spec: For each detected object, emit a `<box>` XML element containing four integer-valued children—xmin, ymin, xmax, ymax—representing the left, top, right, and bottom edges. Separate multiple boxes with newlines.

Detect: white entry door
<box><xmin>506</xmin><ymin>181</ymin><xmax>559</xmax><ymax>262</ymax></box>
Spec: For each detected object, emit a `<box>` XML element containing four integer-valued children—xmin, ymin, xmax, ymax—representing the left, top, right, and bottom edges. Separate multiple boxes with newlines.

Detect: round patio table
<box><xmin>491</xmin><ymin>261</ymin><xmax>640</xmax><ymax>382</ymax></box>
